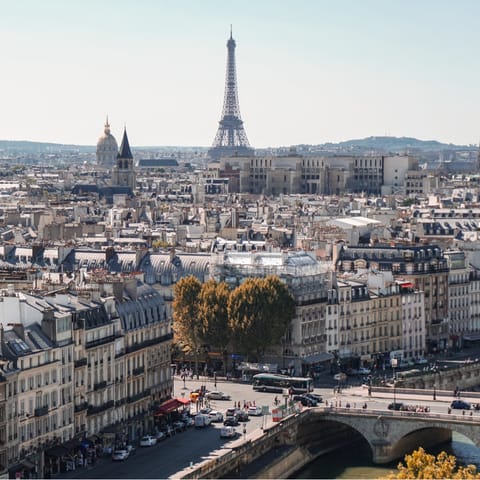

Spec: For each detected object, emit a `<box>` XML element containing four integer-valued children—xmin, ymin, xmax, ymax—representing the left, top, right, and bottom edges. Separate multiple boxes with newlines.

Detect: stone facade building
<box><xmin>210</xmin><ymin>250</ymin><xmax>330</xmax><ymax>374</ymax></box>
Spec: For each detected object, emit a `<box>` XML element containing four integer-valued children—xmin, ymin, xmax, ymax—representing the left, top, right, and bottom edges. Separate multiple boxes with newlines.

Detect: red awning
<box><xmin>177</xmin><ymin>397</ymin><xmax>190</xmax><ymax>405</ymax></box>
<box><xmin>155</xmin><ymin>398</ymin><xmax>182</xmax><ymax>416</ymax></box>
<box><xmin>400</xmin><ymin>282</ymin><xmax>414</xmax><ymax>288</ymax></box>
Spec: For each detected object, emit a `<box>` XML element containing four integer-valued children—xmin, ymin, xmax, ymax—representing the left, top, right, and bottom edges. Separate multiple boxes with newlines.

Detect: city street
<box><xmin>57</xmin><ymin>376</ymin><xmax>476</xmax><ymax>479</ymax></box>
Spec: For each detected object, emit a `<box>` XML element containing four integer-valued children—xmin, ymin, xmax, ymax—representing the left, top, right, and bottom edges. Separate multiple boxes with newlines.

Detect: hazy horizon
<box><xmin>1</xmin><ymin>0</ymin><xmax>480</xmax><ymax>148</ymax></box>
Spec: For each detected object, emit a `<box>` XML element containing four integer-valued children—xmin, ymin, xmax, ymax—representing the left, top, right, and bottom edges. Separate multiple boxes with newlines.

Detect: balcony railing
<box><xmin>74</xmin><ymin>358</ymin><xmax>88</xmax><ymax>368</ymax></box>
<box><xmin>94</xmin><ymin>380</ymin><xmax>107</xmax><ymax>391</ymax></box>
<box><xmin>125</xmin><ymin>332</ymin><xmax>173</xmax><ymax>355</ymax></box>
<box><xmin>132</xmin><ymin>366</ymin><xmax>145</xmax><ymax>376</ymax></box>
<box><xmin>127</xmin><ymin>388</ymin><xmax>151</xmax><ymax>404</ymax></box>
<box><xmin>74</xmin><ymin>402</ymin><xmax>88</xmax><ymax>413</ymax></box>
<box><xmin>87</xmin><ymin>400</ymin><xmax>114</xmax><ymax>416</ymax></box>
<box><xmin>34</xmin><ymin>406</ymin><xmax>49</xmax><ymax>417</ymax></box>
<box><xmin>86</xmin><ymin>334</ymin><xmax>116</xmax><ymax>350</ymax></box>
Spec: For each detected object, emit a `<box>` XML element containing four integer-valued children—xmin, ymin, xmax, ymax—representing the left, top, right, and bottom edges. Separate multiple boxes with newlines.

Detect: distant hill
<box><xmin>0</xmin><ymin>136</ymin><xmax>475</xmax><ymax>156</ymax></box>
<box><xmin>0</xmin><ymin>140</ymin><xmax>94</xmax><ymax>153</ymax></box>
<box><xmin>323</xmin><ymin>136</ymin><xmax>473</xmax><ymax>152</ymax></box>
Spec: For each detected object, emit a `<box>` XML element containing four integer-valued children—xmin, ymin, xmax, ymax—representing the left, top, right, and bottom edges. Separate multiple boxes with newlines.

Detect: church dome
<box><xmin>96</xmin><ymin>117</ymin><xmax>118</xmax><ymax>167</ymax></box>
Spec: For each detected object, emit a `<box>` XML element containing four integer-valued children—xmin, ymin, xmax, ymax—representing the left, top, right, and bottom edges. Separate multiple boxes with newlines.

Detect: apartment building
<box><xmin>334</xmin><ymin>277</ymin><xmax>402</xmax><ymax>365</ymax></box>
<box><xmin>398</xmin><ymin>282</ymin><xmax>426</xmax><ymax>360</ymax></box>
<box><xmin>0</xmin><ymin>296</ymin><xmax>75</xmax><ymax>478</ymax></box>
<box><xmin>336</xmin><ymin>244</ymin><xmax>449</xmax><ymax>354</ymax></box>
<box><xmin>210</xmin><ymin>250</ymin><xmax>330</xmax><ymax>374</ymax></box>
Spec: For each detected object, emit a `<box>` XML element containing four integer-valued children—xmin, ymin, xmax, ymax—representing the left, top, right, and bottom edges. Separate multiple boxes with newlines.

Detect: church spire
<box><xmin>118</xmin><ymin>126</ymin><xmax>133</xmax><ymax>159</ymax></box>
<box><xmin>104</xmin><ymin>115</ymin><xmax>111</xmax><ymax>135</ymax></box>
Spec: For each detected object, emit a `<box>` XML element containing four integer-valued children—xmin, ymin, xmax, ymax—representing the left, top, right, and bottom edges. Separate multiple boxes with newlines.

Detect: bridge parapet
<box><xmin>305</xmin><ymin>406</ymin><xmax>480</xmax><ymax>463</ymax></box>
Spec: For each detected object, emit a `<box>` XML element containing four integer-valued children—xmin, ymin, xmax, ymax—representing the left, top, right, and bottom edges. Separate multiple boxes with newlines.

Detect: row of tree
<box><xmin>172</xmin><ymin>275</ymin><xmax>296</xmax><ymax>374</ymax></box>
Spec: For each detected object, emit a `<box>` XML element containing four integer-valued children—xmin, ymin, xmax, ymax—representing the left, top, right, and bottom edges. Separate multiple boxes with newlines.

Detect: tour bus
<box><xmin>252</xmin><ymin>373</ymin><xmax>313</xmax><ymax>393</ymax></box>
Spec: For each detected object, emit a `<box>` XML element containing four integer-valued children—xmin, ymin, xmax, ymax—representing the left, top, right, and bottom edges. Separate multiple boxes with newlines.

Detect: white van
<box><xmin>194</xmin><ymin>414</ymin><xmax>212</xmax><ymax>428</ymax></box>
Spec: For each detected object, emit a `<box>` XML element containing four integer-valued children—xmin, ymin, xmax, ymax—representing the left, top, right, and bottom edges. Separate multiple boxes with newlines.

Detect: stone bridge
<box><xmin>179</xmin><ymin>407</ymin><xmax>480</xmax><ymax>479</ymax></box>
<box><xmin>298</xmin><ymin>406</ymin><xmax>480</xmax><ymax>464</ymax></box>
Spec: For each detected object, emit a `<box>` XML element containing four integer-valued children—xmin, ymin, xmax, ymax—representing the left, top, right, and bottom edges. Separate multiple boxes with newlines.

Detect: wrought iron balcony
<box><xmin>34</xmin><ymin>406</ymin><xmax>49</xmax><ymax>417</ymax></box>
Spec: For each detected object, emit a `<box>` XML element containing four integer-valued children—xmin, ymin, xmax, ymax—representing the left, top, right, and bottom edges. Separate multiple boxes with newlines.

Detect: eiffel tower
<box><xmin>208</xmin><ymin>28</ymin><xmax>254</xmax><ymax>160</ymax></box>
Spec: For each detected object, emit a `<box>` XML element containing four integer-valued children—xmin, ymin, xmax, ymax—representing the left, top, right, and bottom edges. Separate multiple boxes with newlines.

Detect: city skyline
<box><xmin>1</xmin><ymin>0</ymin><xmax>480</xmax><ymax>148</ymax></box>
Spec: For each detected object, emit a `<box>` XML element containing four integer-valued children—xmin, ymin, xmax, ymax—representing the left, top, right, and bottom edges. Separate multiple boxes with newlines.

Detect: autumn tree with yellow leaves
<box><xmin>383</xmin><ymin>447</ymin><xmax>480</xmax><ymax>479</ymax></box>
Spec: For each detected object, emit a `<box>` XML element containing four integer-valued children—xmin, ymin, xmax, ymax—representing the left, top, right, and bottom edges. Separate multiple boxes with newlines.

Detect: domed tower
<box><xmin>96</xmin><ymin>116</ymin><xmax>118</xmax><ymax>167</ymax></box>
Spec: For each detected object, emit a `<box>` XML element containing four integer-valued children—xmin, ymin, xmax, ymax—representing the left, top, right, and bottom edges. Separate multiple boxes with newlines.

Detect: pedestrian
<box><xmin>448</xmin><ymin>407</ymin><xmax>451</xmax><ymax>414</ymax></box>
<box><xmin>463</xmin><ymin>410</ymin><xmax>466</xmax><ymax>415</ymax></box>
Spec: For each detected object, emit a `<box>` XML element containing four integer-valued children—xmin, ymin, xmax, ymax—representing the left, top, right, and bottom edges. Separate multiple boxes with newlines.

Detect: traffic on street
<box><xmin>55</xmin><ymin>374</ymin><xmax>480</xmax><ymax>479</ymax></box>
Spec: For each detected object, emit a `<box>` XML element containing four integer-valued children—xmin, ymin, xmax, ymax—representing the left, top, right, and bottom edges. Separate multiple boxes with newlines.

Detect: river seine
<box><xmin>292</xmin><ymin>432</ymin><xmax>480</xmax><ymax>479</ymax></box>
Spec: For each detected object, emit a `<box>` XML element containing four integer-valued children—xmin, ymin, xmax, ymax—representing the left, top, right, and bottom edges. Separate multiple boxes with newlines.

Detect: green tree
<box><xmin>228</xmin><ymin>276</ymin><xmax>295</xmax><ymax>360</ymax></box>
<box><xmin>198</xmin><ymin>279</ymin><xmax>231</xmax><ymax>375</ymax></box>
<box><xmin>262</xmin><ymin>275</ymin><xmax>296</xmax><ymax>345</ymax></box>
<box><xmin>172</xmin><ymin>275</ymin><xmax>203</xmax><ymax>378</ymax></box>
<box><xmin>383</xmin><ymin>447</ymin><xmax>480</xmax><ymax>479</ymax></box>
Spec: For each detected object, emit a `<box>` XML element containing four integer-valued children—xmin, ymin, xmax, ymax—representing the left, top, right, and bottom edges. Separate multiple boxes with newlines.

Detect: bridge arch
<box><xmin>298</xmin><ymin>409</ymin><xmax>480</xmax><ymax>464</ymax></box>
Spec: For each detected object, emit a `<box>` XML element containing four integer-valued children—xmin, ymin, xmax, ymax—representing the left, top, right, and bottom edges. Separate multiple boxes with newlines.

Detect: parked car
<box><xmin>415</xmin><ymin>357</ymin><xmax>428</xmax><ymax>365</ymax></box>
<box><xmin>451</xmin><ymin>400</ymin><xmax>471</xmax><ymax>410</ymax></box>
<box><xmin>159</xmin><ymin>424</ymin><xmax>175</xmax><ymax>437</ymax></box>
<box><xmin>293</xmin><ymin>394</ymin><xmax>317</xmax><ymax>407</ymax></box>
<box><xmin>173</xmin><ymin>420</ymin><xmax>186</xmax><ymax>432</ymax></box>
<box><xmin>139</xmin><ymin>435</ymin><xmax>157</xmax><ymax>447</ymax></box>
<box><xmin>200</xmin><ymin>407</ymin><xmax>212</xmax><ymax>415</ymax></box>
<box><xmin>194</xmin><ymin>414</ymin><xmax>212</xmax><ymax>428</ymax></box>
<box><xmin>181</xmin><ymin>415</ymin><xmax>194</xmax><ymax>427</ymax></box>
<box><xmin>225</xmin><ymin>408</ymin><xmax>240</xmax><ymax>418</ymax></box>
<box><xmin>358</xmin><ymin>367</ymin><xmax>371</xmax><ymax>375</ymax></box>
<box><xmin>236</xmin><ymin>410</ymin><xmax>249</xmax><ymax>422</ymax></box>
<box><xmin>154</xmin><ymin>431</ymin><xmax>166</xmax><ymax>441</ymax></box>
<box><xmin>304</xmin><ymin>393</ymin><xmax>323</xmax><ymax>403</ymax></box>
<box><xmin>112</xmin><ymin>449</ymin><xmax>130</xmax><ymax>461</ymax></box>
<box><xmin>223</xmin><ymin>416</ymin><xmax>239</xmax><ymax>426</ymax></box>
<box><xmin>206</xmin><ymin>391</ymin><xmax>231</xmax><ymax>401</ymax></box>
<box><xmin>208</xmin><ymin>411</ymin><xmax>224</xmax><ymax>422</ymax></box>
<box><xmin>247</xmin><ymin>406</ymin><xmax>263</xmax><ymax>416</ymax></box>
<box><xmin>387</xmin><ymin>402</ymin><xmax>405</xmax><ymax>411</ymax></box>
<box><xmin>220</xmin><ymin>426</ymin><xmax>238</xmax><ymax>438</ymax></box>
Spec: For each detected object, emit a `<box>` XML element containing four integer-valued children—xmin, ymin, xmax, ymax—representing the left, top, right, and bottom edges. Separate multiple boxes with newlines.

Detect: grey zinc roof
<box><xmin>139</xmin><ymin>252</ymin><xmax>210</xmax><ymax>285</ymax></box>
<box><xmin>115</xmin><ymin>281</ymin><xmax>166</xmax><ymax>330</ymax></box>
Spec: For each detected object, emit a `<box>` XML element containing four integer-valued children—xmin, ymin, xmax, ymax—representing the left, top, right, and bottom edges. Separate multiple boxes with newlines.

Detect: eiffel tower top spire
<box><xmin>208</xmin><ymin>29</ymin><xmax>254</xmax><ymax>160</ymax></box>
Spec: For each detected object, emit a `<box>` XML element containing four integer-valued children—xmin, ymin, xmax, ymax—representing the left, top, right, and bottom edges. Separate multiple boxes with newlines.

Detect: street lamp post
<box><xmin>433</xmin><ymin>384</ymin><xmax>437</xmax><ymax>401</ymax></box>
<box><xmin>391</xmin><ymin>357</ymin><xmax>398</xmax><ymax>405</ymax></box>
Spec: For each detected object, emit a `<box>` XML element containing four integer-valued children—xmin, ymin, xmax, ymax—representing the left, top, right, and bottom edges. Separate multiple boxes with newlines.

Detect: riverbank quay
<box><xmin>173</xmin><ymin>412</ymin><xmax>303</xmax><ymax>479</ymax></box>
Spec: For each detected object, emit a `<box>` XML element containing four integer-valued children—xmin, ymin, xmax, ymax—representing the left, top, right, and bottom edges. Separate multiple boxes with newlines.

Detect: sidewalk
<box><xmin>346</xmin><ymin>384</ymin><xmax>480</xmax><ymax>407</ymax></box>
<box><xmin>50</xmin><ymin>455</ymin><xmax>110</xmax><ymax>479</ymax></box>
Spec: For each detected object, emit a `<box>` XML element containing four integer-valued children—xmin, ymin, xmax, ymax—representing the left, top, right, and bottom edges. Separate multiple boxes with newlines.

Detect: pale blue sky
<box><xmin>0</xmin><ymin>0</ymin><xmax>479</xmax><ymax>147</ymax></box>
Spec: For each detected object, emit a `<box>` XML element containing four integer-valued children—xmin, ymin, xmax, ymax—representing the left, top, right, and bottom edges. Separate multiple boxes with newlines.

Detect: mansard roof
<box><xmin>3</xmin><ymin>323</ymin><xmax>54</xmax><ymax>358</ymax></box>
<box><xmin>139</xmin><ymin>252</ymin><xmax>210</xmax><ymax>285</ymax></box>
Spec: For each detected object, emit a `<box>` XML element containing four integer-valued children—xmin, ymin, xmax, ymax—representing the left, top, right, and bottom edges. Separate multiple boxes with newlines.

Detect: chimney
<box><xmin>125</xmin><ymin>278</ymin><xmax>138</xmax><ymax>301</ymax></box>
<box><xmin>8</xmin><ymin>323</ymin><xmax>25</xmax><ymax>340</ymax></box>
<box><xmin>113</xmin><ymin>281</ymin><xmax>124</xmax><ymax>302</ymax></box>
